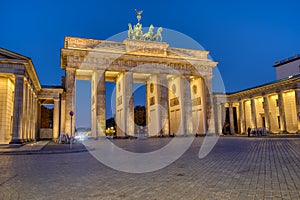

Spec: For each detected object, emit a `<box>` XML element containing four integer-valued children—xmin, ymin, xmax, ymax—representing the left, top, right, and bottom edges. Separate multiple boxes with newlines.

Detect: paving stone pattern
<box><xmin>0</xmin><ymin>137</ymin><xmax>299</xmax><ymax>200</ymax></box>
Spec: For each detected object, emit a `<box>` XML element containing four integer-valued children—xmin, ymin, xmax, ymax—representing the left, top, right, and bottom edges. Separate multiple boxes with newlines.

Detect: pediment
<box><xmin>0</xmin><ymin>48</ymin><xmax>29</xmax><ymax>61</ymax></box>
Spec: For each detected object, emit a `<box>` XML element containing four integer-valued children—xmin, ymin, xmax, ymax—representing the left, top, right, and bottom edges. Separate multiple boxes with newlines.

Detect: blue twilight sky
<box><xmin>1</xmin><ymin>0</ymin><xmax>300</xmax><ymax>127</ymax></box>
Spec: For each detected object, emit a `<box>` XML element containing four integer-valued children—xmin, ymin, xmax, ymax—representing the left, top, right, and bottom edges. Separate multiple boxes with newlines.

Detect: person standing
<box><xmin>247</xmin><ymin>127</ymin><xmax>251</xmax><ymax>137</ymax></box>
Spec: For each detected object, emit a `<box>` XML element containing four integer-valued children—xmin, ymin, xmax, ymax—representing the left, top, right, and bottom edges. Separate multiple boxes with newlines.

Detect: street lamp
<box><xmin>69</xmin><ymin>111</ymin><xmax>74</xmax><ymax>137</ymax></box>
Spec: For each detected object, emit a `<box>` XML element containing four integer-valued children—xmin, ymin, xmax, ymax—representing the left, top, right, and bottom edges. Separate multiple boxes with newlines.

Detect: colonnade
<box><xmin>11</xmin><ymin>75</ymin><xmax>39</xmax><ymax>143</ymax></box>
<box><xmin>63</xmin><ymin>69</ymin><xmax>214</xmax><ymax>137</ymax></box>
<box><xmin>217</xmin><ymin>90</ymin><xmax>300</xmax><ymax>134</ymax></box>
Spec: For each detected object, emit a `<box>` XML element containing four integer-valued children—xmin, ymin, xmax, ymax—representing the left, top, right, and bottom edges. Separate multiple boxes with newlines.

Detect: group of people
<box><xmin>247</xmin><ymin>127</ymin><xmax>268</xmax><ymax>137</ymax></box>
<box><xmin>57</xmin><ymin>133</ymin><xmax>77</xmax><ymax>144</ymax></box>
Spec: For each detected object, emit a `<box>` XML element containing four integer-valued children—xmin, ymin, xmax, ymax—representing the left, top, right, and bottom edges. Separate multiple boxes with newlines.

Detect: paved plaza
<box><xmin>0</xmin><ymin>137</ymin><xmax>300</xmax><ymax>200</ymax></box>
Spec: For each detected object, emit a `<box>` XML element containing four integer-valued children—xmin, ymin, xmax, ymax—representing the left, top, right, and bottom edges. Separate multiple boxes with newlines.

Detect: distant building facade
<box><xmin>274</xmin><ymin>54</ymin><xmax>300</xmax><ymax>80</ymax></box>
<box><xmin>215</xmin><ymin>57</ymin><xmax>300</xmax><ymax>134</ymax></box>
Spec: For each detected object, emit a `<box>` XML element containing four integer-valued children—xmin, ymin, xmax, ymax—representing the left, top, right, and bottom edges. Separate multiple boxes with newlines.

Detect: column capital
<box><xmin>66</xmin><ymin>68</ymin><xmax>76</xmax><ymax>71</ymax></box>
<box><xmin>14</xmin><ymin>74</ymin><xmax>24</xmax><ymax>79</ymax></box>
<box><xmin>202</xmin><ymin>75</ymin><xmax>213</xmax><ymax>80</ymax></box>
<box><xmin>276</xmin><ymin>89</ymin><xmax>284</xmax><ymax>95</ymax></box>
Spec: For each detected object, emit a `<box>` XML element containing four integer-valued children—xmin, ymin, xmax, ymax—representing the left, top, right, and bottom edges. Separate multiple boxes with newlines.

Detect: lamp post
<box><xmin>69</xmin><ymin>111</ymin><xmax>74</xmax><ymax>137</ymax></box>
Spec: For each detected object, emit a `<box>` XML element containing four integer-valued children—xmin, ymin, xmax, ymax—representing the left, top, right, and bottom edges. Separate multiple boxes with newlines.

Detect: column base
<box><xmin>279</xmin><ymin>130</ymin><xmax>289</xmax><ymax>134</ymax></box>
<box><xmin>9</xmin><ymin>139</ymin><xmax>24</xmax><ymax>144</ymax></box>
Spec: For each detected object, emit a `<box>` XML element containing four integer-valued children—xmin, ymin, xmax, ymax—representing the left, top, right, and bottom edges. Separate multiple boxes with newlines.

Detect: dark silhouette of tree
<box><xmin>134</xmin><ymin>105</ymin><xmax>146</xmax><ymax>126</ymax></box>
<box><xmin>106</xmin><ymin>117</ymin><xmax>115</xmax><ymax>129</ymax></box>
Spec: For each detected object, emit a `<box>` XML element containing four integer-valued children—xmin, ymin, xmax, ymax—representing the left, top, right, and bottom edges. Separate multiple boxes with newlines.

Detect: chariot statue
<box><xmin>127</xmin><ymin>9</ymin><xmax>163</xmax><ymax>42</ymax></box>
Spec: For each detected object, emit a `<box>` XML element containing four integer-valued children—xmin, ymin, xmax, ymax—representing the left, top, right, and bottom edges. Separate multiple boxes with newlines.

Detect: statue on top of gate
<box><xmin>127</xmin><ymin>9</ymin><xmax>163</xmax><ymax>42</ymax></box>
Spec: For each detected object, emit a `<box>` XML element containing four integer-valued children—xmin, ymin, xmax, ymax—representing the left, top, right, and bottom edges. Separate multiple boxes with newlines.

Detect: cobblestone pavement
<box><xmin>0</xmin><ymin>137</ymin><xmax>300</xmax><ymax>200</ymax></box>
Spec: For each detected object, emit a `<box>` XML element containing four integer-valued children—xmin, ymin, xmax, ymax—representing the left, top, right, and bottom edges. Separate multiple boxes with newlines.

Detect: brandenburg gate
<box><xmin>60</xmin><ymin>11</ymin><xmax>218</xmax><ymax>137</ymax></box>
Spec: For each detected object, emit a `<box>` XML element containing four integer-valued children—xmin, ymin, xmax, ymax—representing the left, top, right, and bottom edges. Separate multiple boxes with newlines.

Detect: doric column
<box><xmin>31</xmin><ymin>96</ymin><xmax>35</xmax><ymax>140</ymax></box>
<box><xmin>203</xmin><ymin>76</ymin><xmax>215</xmax><ymax>133</ymax></box>
<box><xmin>157</xmin><ymin>74</ymin><xmax>169</xmax><ymax>136</ymax></box>
<box><xmin>96</xmin><ymin>70</ymin><xmax>106</xmax><ymax>137</ymax></box>
<box><xmin>91</xmin><ymin>73</ymin><xmax>96</xmax><ymax>137</ymax></box>
<box><xmin>10</xmin><ymin>75</ymin><xmax>24</xmax><ymax>144</ymax></box>
<box><xmin>33</xmin><ymin>97</ymin><xmax>38</xmax><ymax>141</ymax></box>
<box><xmin>250</xmin><ymin>98</ymin><xmax>257</xmax><ymax>128</ymax></box>
<box><xmin>295</xmin><ymin>89</ymin><xmax>300</xmax><ymax>133</ymax></box>
<box><xmin>229</xmin><ymin>103</ymin><xmax>235</xmax><ymax>134</ymax></box>
<box><xmin>28</xmin><ymin>88</ymin><xmax>33</xmax><ymax>141</ymax></box>
<box><xmin>60</xmin><ymin>96</ymin><xmax>66</xmax><ymax>134</ymax></box>
<box><xmin>145</xmin><ymin>82</ymin><xmax>149</xmax><ymax>136</ymax></box>
<box><xmin>278</xmin><ymin>92</ymin><xmax>287</xmax><ymax>133</ymax></box>
<box><xmin>124</xmin><ymin>72</ymin><xmax>134</xmax><ymax>136</ymax></box>
<box><xmin>28</xmin><ymin>86</ymin><xmax>33</xmax><ymax>141</ymax></box>
<box><xmin>217</xmin><ymin>103</ymin><xmax>223</xmax><ymax>134</ymax></box>
<box><xmin>32</xmin><ymin>91</ymin><xmax>36</xmax><ymax>140</ymax></box>
<box><xmin>263</xmin><ymin>95</ymin><xmax>271</xmax><ymax>132</ymax></box>
<box><xmin>65</xmin><ymin>69</ymin><xmax>76</xmax><ymax>136</ymax></box>
<box><xmin>36</xmin><ymin>101</ymin><xmax>41</xmax><ymax>140</ymax></box>
<box><xmin>182</xmin><ymin>76</ymin><xmax>192</xmax><ymax>135</ymax></box>
<box><xmin>53</xmin><ymin>98</ymin><xmax>60</xmax><ymax>140</ymax></box>
<box><xmin>239</xmin><ymin>100</ymin><xmax>245</xmax><ymax>134</ymax></box>
<box><xmin>221</xmin><ymin>103</ymin><xmax>226</xmax><ymax>133</ymax></box>
<box><xmin>20</xmin><ymin>81</ymin><xmax>27</xmax><ymax>142</ymax></box>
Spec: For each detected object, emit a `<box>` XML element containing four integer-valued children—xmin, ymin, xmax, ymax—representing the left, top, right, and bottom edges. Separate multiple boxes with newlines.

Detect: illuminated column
<box><xmin>203</xmin><ymin>76</ymin><xmax>215</xmax><ymax>133</ymax></box>
<box><xmin>96</xmin><ymin>70</ymin><xmax>106</xmax><ymax>137</ymax></box>
<box><xmin>33</xmin><ymin>96</ymin><xmax>38</xmax><ymax>141</ymax></box>
<box><xmin>32</xmin><ymin>91</ymin><xmax>35</xmax><ymax>140</ymax></box>
<box><xmin>115</xmin><ymin>72</ymin><xmax>134</xmax><ymax>137</ymax></box>
<box><xmin>295</xmin><ymin>89</ymin><xmax>300</xmax><ymax>133</ymax></box>
<box><xmin>53</xmin><ymin>98</ymin><xmax>60</xmax><ymax>140</ymax></box>
<box><xmin>10</xmin><ymin>75</ymin><xmax>24</xmax><ymax>144</ymax></box>
<box><xmin>239</xmin><ymin>100</ymin><xmax>245</xmax><ymax>134</ymax></box>
<box><xmin>145</xmin><ymin>81</ymin><xmax>149</xmax><ymax>136</ymax></box>
<box><xmin>250</xmin><ymin>98</ymin><xmax>257</xmax><ymax>128</ymax></box>
<box><xmin>125</xmin><ymin>72</ymin><xmax>134</xmax><ymax>136</ymax></box>
<box><xmin>34</xmin><ymin>95</ymin><xmax>38</xmax><ymax>139</ymax></box>
<box><xmin>158</xmin><ymin>74</ymin><xmax>169</xmax><ymax>136</ymax></box>
<box><xmin>22</xmin><ymin>81</ymin><xmax>28</xmax><ymax>142</ymax></box>
<box><xmin>182</xmin><ymin>76</ymin><xmax>192</xmax><ymax>135</ymax></box>
<box><xmin>60</xmin><ymin>96</ymin><xmax>66</xmax><ymax>134</ymax></box>
<box><xmin>65</xmin><ymin>69</ymin><xmax>76</xmax><ymax>136</ymax></box>
<box><xmin>217</xmin><ymin>103</ymin><xmax>223</xmax><ymax>134</ymax></box>
<box><xmin>221</xmin><ymin>103</ymin><xmax>226</xmax><ymax>134</ymax></box>
<box><xmin>28</xmin><ymin>87</ymin><xmax>33</xmax><ymax>141</ymax></box>
<box><xmin>278</xmin><ymin>92</ymin><xmax>287</xmax><ymax>133</ymax></box>
<box><xmin>263</xmin><ymin>95</ymin><xmax>271</xmax><ymax>132</ymax></box>
<box><xmin>28</xmin><ymin>87</ymin><xmax>32</xmax><ymax>141</ymax></box>
<box><xmin>229</xmin><ymin>103</ymin><xmax>235</xmax><ymax>134</ymax></box>
<box><xmin>36</xmin><ymin>101</ymin><xmax>42</xmax><ymax>140</ymax></box>
<box><xmin>91</xmin><ymin>72</ymin><xmax>96</xmax><ymax>137</ymax></box>
<box><xmin>214</xmin><ymin>101</ymin><xmax>222</xmax><ymax>135</ymax></box>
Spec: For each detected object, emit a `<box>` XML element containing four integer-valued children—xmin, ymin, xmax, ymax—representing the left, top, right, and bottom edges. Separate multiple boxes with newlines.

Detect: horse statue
<box><xmin>143</xmin><ymin>25</ymin><xmax>154</xmax><ymax>41</ymax></box>
<box><xmin>133</xmin><ymin>23</ymin><xmax>143</xmax><ymax>40</ymax></box>
<box><xmin>128</xmin><ymin>23</ymin><xmax>134</xmax><ymax>39</ymax></box>
<box><xmin>152</xmin><ymin>27</ymin><xmax>163</xmax><ymax>41</ymax></box>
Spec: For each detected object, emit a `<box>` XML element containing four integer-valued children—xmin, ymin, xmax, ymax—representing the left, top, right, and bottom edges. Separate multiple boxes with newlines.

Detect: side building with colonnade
<box><xmin>214</xmin><ymin>55</ymin><xmax>300</xmax><ymax>135</ymax></box>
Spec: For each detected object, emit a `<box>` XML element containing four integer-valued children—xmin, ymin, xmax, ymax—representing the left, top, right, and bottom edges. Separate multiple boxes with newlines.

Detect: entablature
<box><xmin>225</xmin><ymin>76</ymin><xmax>300</xmax><ymax>102</ymax></box>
